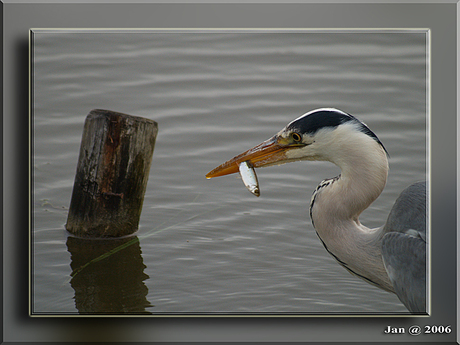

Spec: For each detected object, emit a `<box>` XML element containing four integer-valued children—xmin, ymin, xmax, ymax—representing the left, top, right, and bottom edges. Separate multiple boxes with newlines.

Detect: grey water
<box><xmin>31</xmin><ymin>30</ymin><xmax>427</xmax><ymax>315</ymax></box>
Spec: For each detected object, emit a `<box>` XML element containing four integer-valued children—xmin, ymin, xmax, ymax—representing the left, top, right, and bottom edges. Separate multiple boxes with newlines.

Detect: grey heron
<box><xmin>206</xmin><ymin>108</ymin><xmax>427</xmax><ymax>313</ymax></box>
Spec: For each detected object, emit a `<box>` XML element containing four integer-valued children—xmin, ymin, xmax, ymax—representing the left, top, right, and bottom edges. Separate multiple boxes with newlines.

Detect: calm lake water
<box><xmin>31</xmin><ymin>30</ymin><xmax>427</xmax><ymax>315</ymax></box>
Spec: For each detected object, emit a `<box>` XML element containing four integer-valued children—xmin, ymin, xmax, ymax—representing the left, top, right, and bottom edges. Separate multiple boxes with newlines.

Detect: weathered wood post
<box><xmin>66</xmin><ymin>109</ymin><xmax>158</xmax><ymax>238</ymax></box>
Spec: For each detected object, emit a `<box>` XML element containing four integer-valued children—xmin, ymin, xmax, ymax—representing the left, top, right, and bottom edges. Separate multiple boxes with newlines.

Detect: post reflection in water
<box><xmin>66</xmin><ymin>235</ymin><xmax>153</xmax><ymax>315</ymax></box>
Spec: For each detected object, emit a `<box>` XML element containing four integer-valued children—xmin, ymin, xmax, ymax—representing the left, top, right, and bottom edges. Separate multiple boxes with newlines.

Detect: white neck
<box><xmin>309</xmin><ymin>130</ymin><xmax>394</xmax><ymax>292</ymax></box>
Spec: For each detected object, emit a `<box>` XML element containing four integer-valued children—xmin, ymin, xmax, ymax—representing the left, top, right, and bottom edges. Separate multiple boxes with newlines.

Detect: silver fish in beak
<box><xmin>238</xmin><ymin>161</ymin><xmax>260</xmax><ymax>197</ymax></box>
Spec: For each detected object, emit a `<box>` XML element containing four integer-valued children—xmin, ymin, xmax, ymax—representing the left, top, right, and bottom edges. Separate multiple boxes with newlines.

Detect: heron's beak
<box><xmin>206</xmin><ymin>135</ymin><xmax>299</xmax><ymax>179</ymax></box>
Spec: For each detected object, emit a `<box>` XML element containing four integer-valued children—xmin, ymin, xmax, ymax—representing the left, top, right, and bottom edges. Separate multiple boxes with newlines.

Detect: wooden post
<box><xmin>66</xmin><ymin>109</ymin><xmax>158</xmax><ymax>238</ymax></box>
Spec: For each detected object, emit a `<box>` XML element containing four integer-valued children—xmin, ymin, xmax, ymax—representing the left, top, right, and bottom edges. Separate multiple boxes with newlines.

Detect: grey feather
<box><xmin>383</xmin><ymin>181</ymin><xmax>427</xmax><ymax>238</ymax></box>
<box><xmin>382</xmin><ymin>232</ymin><xmax>426</xmax><ymax>313</ymax></box>
<box><xmin>381</xmin><ymin>181</ymin><xmax>427</xmax><ymax>313</ymax></box>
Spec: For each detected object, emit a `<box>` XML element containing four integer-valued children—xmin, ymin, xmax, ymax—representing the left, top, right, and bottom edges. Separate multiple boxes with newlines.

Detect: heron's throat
<box><xmin>310</xmin><ymin>142</ymin><xmax>389</xmax><ymax>225</ymax></box>
<box><xmin>308</xmin><ymin>145</ymin><xmax>393</xmax><ymax>292</ymax></box>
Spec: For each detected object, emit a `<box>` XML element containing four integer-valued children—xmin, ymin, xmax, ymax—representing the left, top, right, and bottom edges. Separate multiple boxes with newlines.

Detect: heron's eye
<box><xmin>291</xmin><ymin>132</ymin><xmax>302</xmax><ymax>142</ymax></box>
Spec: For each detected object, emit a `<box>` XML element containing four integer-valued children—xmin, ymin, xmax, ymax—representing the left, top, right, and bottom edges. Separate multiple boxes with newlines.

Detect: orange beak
<box><xmin>206</xmin><ymin>135</ymin><xmax>300</xmax><ymax>179</ymax></box>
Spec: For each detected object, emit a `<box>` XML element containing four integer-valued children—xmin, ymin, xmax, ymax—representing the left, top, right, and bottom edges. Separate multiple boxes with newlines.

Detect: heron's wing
<box><xmin>383</xmin><ymin>181</ymin><xmax>427</xmax><ymax>239</ymax></box>
<box><xmin>382</xmin><ymin>232</ymin><xmax>426</xmax><ymax>313</ymax></box>
<box><xmin>381</xmin><ymin>181</ymin><xmax>427</xmax><ymax>314</ymax></box>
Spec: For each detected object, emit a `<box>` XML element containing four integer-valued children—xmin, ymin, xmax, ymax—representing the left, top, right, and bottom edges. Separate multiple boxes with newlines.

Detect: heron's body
<box><xmin>206</xmin><ymin>108</ymin><xmax>427</xmax><ymax>313</ymax></box>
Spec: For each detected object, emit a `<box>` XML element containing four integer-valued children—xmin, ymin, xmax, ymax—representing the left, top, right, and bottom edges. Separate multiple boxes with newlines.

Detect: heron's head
<box><xmin>206</xmin><ymin>108</ymin><xmax>388</xmax><ymax>179</ymax></box>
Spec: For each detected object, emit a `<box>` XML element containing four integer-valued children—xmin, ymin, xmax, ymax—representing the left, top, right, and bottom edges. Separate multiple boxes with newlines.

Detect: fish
<box><xmin>238</xmin><ymin>161</ymin><xmax>260</xmax><ymax>197</ymax></box>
